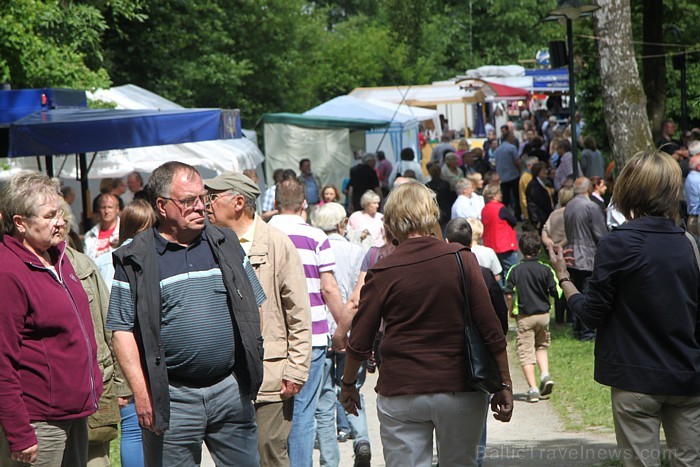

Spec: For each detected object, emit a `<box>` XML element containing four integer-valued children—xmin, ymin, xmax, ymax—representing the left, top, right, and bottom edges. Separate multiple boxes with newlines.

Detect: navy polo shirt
<box><xmin>107</xmin><ymin>228</ymin><xmax>236</xmax><ymax>381</ymax></box>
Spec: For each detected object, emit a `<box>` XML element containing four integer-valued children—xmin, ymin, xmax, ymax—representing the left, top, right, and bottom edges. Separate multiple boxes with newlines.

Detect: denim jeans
<box><xmin>316</xmin><ymin>355</ymin><xmax>340</xmax><ymax>467</ymax></box>
<box><xmin>289</xmin><ymin>346</ymin><xmax>326</xmax><ymax>467</ymax></box>
<box><xmin>142</xmin><ymin>373</ymin><xmax>258</xmax><ymax>467</ymax></box>
<box><xmin>332</xmin><ymin>351</ymin><xmax>369</xmax><ymax>448</ymax></box>
<box><xmin>119</xmin><ymin>400</ymin><xmax>144</xmax><ymax>467</ymax></box>
<box><xmin>335</xmin><ymin>400</ymin><xmax>350</xmax><ymax>434</ymax></box>
<box><xmin>497</xmin><ymin>250</ymin><xmax>519</xmax><ymax>285</ymax></box>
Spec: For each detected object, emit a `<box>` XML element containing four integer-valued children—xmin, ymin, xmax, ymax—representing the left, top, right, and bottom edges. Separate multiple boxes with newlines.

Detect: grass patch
<box><xmin>109</xmin><ymin>430</ymin><xmax>121</xmax><ymax>467</ymax></box>
<box><xmin>546</xmin><ymin>323</ymin><xmax>614</xmax><ymax>432</ymax></box>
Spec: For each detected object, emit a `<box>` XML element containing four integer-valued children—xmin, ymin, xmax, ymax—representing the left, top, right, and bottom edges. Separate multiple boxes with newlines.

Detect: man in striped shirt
<box><xmin>268</xmin><ymin>178</ymin><xmax>348</xmax><ymax>467</ymax></box>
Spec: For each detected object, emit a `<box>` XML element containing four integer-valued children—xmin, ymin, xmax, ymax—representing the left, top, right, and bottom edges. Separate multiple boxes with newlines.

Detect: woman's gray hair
<box><xmin>0</xmin><ymin>171</ymin><xmax>61</xmax><ymax>236</ymax></box>
<box><xmin>311</xmin><ymin>202</ymin><xmax>347</xmax><ymax>233</ymax></box>
<box><xmin>360</xmin><ymin>190</ymin><xmax>380</xmax><ymax>209</ymax></box>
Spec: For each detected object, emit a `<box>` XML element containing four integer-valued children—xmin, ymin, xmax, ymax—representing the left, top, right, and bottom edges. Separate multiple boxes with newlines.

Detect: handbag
<box><xmin>455</xmin><ymin>252</ymin><xmax>503</xmax><ymax>394</ymax></box>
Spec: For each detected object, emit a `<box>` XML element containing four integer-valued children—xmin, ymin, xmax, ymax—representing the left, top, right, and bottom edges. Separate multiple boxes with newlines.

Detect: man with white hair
<box><xmin>564</xmin><ymin>177</ymin><xmax>608</xmax><ymax>341</ymax></box>
<box><xmin>684</xmin><ymin>141</ymin><xmax>700</xmax><ymax>237</ymax></box>
<box><xmin>203</xmin><ymin>171</ymin><xmax>312</xmax><ymax>465</ymax></box>
<box><xmin>451</xmin><ymin>178</ymin><xmax>484</xmax><ymax>220</ymax></box>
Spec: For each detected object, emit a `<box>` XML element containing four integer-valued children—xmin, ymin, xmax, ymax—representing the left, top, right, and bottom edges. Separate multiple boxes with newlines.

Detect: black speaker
<box><xmin>549</xmin><ymin>41</ymin><xmax>568</xmax><ymax>68</ymax></box>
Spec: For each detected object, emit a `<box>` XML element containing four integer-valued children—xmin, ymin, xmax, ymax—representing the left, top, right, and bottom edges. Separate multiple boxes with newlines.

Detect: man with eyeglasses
<box><xmin>106</xmin><ymin>162</ymin><xmax>266</xmax><ymax>466</ymax></box>
<box><xmin>204</xmin><ymin>171</ymin><xmax>312</xmax><ymax>466</ymax></box>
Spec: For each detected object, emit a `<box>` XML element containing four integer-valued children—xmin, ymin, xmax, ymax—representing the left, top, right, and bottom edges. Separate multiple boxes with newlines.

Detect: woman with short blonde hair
<box><xmin>383</xmin><ymin>183</ymin><xmax>440</xmax><ymax>241</ymax></box>
<box><xmin>340</xmin><ymin>182</ymin><xmax>513</xmax><ymax>466</ymax></box>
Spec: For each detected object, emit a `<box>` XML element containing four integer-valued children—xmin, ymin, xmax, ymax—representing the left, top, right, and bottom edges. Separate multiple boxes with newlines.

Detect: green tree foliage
<box><xmin>8</xmin><ymin>0</ymin><xmax>698</xmax><ymax>152</ymax></box>
<box><xmin>0</xmin><ymin>0</ymin><xmax>145</xmax><ymax>89</ymax></box>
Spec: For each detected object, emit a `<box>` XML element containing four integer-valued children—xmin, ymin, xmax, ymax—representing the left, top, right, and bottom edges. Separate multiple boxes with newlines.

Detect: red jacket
<box><xmin>481</xmin><ymin>201</ymin><xmax>518</xmax><ymax>254</ymax></box>
<box><xmin>0</xmin><ymin>236</ymin><xmax>101</xmax><ymax>452</ymax></box>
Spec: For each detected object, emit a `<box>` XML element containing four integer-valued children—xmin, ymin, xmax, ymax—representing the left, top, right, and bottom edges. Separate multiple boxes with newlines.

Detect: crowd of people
<box><xmin>1</xmin><ymin>113</ymin><xmax>700</xmax><ymax>467</ymax></box>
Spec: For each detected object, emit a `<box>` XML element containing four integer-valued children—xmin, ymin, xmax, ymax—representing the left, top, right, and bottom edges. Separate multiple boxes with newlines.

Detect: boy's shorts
<box><xmin>516</xmin><ymin>313</ymin><xmax>551</xmax><ymax>365</ymax></box>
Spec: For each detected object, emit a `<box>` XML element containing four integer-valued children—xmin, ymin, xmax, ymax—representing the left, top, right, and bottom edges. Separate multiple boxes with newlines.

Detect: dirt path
<box><xmin>483</xmin><ymin>343</ymin><xmax>618</xmax><ymax>466</ymax></box>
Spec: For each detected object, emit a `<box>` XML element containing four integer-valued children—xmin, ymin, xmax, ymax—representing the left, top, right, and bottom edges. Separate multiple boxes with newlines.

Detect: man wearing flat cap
<box><xmin>204</xmin><ymin>171</ymin><xmax>312</xmax><ymax>466</ymax></box>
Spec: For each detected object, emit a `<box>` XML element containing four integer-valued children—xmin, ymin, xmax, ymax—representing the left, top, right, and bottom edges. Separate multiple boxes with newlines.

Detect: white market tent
<box><xmin>350</xmin><ymin>83</ymin><xmax>490</xmax><ymax>136</ymax></box>
<box><xmin>262</xmin><ymin>113</ymin><xmax>390</xmax><ymax>192</ymax></box>
<box><xmin>304</xmin><ymin>95</ymin><xmax>420</xmax><ymax>164</ymax></box>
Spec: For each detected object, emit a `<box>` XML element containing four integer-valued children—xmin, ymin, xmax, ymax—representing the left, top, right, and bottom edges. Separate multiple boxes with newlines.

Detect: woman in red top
<box><xmin>481</xmin><ymin>183</ymin><xmax>519</xmax><ymax>279</ymax></box>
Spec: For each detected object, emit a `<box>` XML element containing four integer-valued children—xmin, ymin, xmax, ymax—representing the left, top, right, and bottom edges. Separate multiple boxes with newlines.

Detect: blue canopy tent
<box><xmin>9</xmin><ymin>108</ymin><xmax>221</xmax><ymax>157</ymax></box>
<box><xmin>7</xmin><ymin>107</ymin><xmax>224</xmax><ymax>229</ymax></box>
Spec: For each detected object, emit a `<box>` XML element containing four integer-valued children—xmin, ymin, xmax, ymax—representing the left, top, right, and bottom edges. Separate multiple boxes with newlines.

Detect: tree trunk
<box><xmin>594</xmin><ymin>0</ymin><xmax>653</xmax><ymax>169</ymax></box>
<box><xmin>642</xmin><ymin>0</ymin><xmax>666</xmax><ymax>142</ymax></box>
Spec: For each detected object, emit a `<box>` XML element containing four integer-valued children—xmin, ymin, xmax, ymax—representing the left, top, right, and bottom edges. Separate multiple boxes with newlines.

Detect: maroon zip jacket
<box><xmin>0</xmin><ymin>235</ymin><xmax>101</xmax><ymax>452</ymax></box>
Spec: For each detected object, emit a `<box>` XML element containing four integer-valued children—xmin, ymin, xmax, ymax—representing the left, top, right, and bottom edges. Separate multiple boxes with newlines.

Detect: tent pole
<box><xmin>44</xmin><ymin>156</ymin><xmax>54</xmax><ymax>177</ymax></box>
<box><xmin>79</xmin><ymin>153</ymin><xmax>90</xmax><ymax>233</ymax></box>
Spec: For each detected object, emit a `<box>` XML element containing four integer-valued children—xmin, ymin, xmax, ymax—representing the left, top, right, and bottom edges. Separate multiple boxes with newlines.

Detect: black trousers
<box><xmin>568</xmin><ymin>268</ymin><xmax>596</xmax><ymax>341</ymax></box>
<box><xmin>500</xmin><ymin>178</ymin><xmax>521</xmax><ymax>220</ymax></box>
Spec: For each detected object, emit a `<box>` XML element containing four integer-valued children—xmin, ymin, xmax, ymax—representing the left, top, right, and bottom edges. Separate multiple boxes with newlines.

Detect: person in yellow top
<box><xmin>519</xmin><ymin>156</ymin><xmax>538</xmax><ymax>222</ymax></box>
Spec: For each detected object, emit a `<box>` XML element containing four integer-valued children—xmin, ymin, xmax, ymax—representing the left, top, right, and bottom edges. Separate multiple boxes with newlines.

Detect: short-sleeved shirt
<box><xmin>504</xmin><ymin>257</ymin><xmax>559</xmax><ymax>316</ymax></box>
<box><xmin>268</xmin><ymin>214</ymin><xmax>336</xmax><ymax>347</ymax></box>
<box><xmin>106</xmin><ymin>229</ymin><xmax>236</xmax><ymax>382</ymax></box>
<box><xmin>471</xmin><ymin>244</ymin><xmax>502</xmax><ymax>277</ymax></box>
<box><xmin>260</xmin><ymin>185</ymin><xmax>276</xmax><ymax>212</ymax></box>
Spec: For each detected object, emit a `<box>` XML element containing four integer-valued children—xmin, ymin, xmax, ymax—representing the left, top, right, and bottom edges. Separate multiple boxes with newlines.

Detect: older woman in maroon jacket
<box><xmin>0</xmin><ymin>171</ymin><xmax>101</xmax><ymax>466</ymax></box>
<box><xmin>339</xmin><ymin>182</ymin><xmax>513</xmax><ymax>466</ymax></box>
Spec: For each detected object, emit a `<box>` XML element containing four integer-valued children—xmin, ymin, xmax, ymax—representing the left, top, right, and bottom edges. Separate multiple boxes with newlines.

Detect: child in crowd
<box><xmin>504</xmin><ymin>232</ymin><xmax>560</xmax><ymax>402</ymax></box>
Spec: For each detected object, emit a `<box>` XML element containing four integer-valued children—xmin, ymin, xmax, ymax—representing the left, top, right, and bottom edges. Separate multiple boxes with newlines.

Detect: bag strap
<box><xmin>685</xmin><ymin>231</ymin><xmax>700</xmax><ymax>273</ymax></box>
<box><xmin>455</xmin><ymin>251</ymin><xmax>473</xmax><ymax>329</ymax></box>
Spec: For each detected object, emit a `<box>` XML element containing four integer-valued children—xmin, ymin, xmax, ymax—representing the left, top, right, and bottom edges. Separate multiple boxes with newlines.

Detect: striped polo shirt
<box><xmin>268</xmin><ymin>214</ymin><xmax>336</xmax><ymax>347</ymax></box>
<box><xmin>106</xmin><ymin>228</ymin><xmax>236</xmax><ymax>382</ymax></box>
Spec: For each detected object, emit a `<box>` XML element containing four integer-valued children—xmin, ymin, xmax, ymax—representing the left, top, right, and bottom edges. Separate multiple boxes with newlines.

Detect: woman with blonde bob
<box><xmin>339</xmin><ymin>182</ymin><xmax>513</xmax><ymax>466</ymax></box>
<box><xmin>549</xmin><ymin>150</ymin><xmax>700</xmax><ymax>466</ymax></box>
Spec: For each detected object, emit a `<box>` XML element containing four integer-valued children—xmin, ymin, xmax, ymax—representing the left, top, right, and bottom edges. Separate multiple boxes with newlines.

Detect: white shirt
<box><xmin>471</xmin><ymin>244</ymin><xmax>503</xmax><ymax>277</ymax></box>
<box><xmin>451</xmin><ymin>194</ymin><xmax>485</xmax><ymax>220</ymax></box>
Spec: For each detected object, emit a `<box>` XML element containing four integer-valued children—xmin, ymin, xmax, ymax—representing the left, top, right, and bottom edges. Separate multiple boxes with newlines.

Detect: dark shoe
<box><xmin>527</xmin><ymin>388</ymin><xmax>540</xmax><ymax>403</ymax></box>
<box><xmin>337</xmin><ymin>431</ymin><xmax>348</xmax><ymax>443</ymax></box>
<box><xmin>539</xmin><ymin>376</ymin><xmax>554</xmax><ymax>397</ymax></box>
<box><xmin>354</xmin><ymin>441</ymin><xmax>371</xmax><ymax>467</ymax></box>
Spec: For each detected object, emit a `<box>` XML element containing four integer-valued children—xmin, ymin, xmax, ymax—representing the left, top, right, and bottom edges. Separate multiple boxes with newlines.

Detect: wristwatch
<box><xmin>558</xmin><ymin>276</ymin><xmax>573</xmax><ymax>287</ymax></box>
<box><xmin>500</xmin><ymin>382</ymin><xmax>512</xmax><ymax>391</ymax></box>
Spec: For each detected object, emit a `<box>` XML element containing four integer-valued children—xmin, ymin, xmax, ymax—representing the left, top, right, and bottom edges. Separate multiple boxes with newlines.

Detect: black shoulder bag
<box><xmin>455</xmin><ymin>251</ymin><xmax>503</xmax><ymax>394</ymax></box>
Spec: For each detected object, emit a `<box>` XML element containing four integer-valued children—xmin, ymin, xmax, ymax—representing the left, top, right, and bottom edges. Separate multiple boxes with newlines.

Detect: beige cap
<box><xmin>204</xmin><ymin>171</ymin><xmax>261</xmax><ymax>200</ymax></box>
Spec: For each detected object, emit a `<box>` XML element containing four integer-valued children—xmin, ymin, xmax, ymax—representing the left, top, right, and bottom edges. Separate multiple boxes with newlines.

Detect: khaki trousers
<box><xmin>0</xmin><ymin>418</ymin><xmax>89</xmax><ymax>467</ymax></box>
<box><xmin>611</xmin><ymin>387</ymin><xmax>700</xmax><ymax>467</ymax></box>
<box><xmin>254</xmin><ymin>399</ymin><xmax>294</xmax><ymax>467</ymax></box>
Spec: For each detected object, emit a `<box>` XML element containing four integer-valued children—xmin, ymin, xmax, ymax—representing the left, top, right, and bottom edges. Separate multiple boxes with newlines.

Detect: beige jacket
<box><xmin>249</xmin><ymin>218</ymin><xmax>312</xmax><ymax>403</ymax></box>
